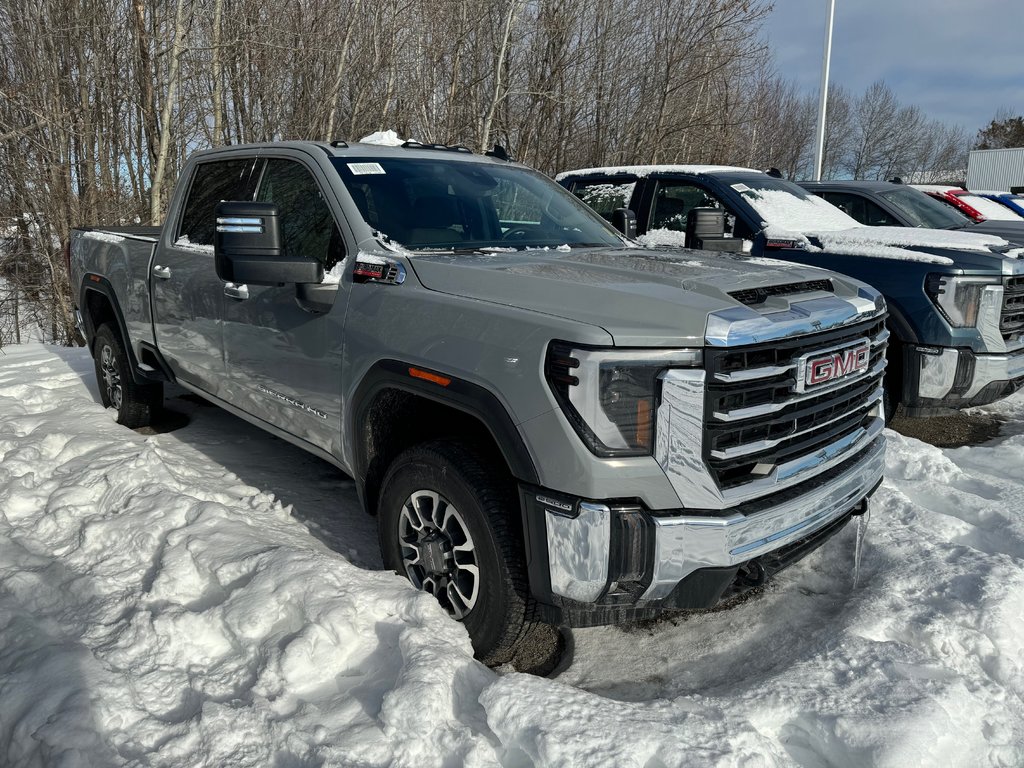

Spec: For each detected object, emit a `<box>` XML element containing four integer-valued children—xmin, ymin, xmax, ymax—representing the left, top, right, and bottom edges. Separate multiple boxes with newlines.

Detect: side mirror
<box><xmin>214</xmin><ymin>201</ymin><xmax>322</xmax><ymax>286</ymax></box>
<box><xmin>685</xmin><ymin>207</ymin><xmax>744</xmax><ymax>253</ymax></box>
<box><xmin>611</xmin><ymin>207</ymin><xmax>637</xmax><ymax>239</ymax></box>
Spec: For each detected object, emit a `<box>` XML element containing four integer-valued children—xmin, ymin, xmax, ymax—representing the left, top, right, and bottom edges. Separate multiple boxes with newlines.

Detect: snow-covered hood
<box><xmin>774</xmin><ymin>225</ymin><xmax>1024</xmax><ymax>271</ymax></box>
<box><xmin>408</xmin><ymin>247</ymin><xmax>867</xmax><ymax>346</ymax></box>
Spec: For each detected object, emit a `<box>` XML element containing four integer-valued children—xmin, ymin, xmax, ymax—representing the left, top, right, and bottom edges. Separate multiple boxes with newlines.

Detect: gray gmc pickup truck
<box><xmin>70</xmin><ymin>141</ymin><xmax>887</xmax><ymax>664</ymax></box>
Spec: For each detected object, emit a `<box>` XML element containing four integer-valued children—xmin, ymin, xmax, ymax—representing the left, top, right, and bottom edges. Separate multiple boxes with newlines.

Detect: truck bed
<box><xmin>71</xmin><ymin>226</ymin><xmax>163</xmax><ymax>353</ymax></box>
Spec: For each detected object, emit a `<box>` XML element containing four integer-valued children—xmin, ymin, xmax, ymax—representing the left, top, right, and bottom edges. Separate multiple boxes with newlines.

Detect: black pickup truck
<box><xmin>799</xmin><ymin>180</ymin><xmax>1024</xmax><ymax>245</ymax></box>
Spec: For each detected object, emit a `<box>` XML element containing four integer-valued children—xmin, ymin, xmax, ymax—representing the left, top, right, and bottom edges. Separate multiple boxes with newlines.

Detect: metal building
<box><xmin>967</xmin><ymin>147</ymin><xmax>1024</xmax><ymax>193</ymax></box>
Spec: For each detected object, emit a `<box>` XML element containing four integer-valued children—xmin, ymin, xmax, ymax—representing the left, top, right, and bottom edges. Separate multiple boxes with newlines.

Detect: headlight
<box><xmin>925</xmin><ymin>274</ymin><xmax>1000</xmax><ymax>328</ymax></box>
<box><xmin>545</xmin><ymin>342</ymin><xmax>701</xmax><ymax>456</ymax></box>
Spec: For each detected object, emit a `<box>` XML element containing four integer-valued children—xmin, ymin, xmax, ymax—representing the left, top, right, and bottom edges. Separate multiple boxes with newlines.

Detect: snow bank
<box><xmin>2</xmin><ymin>344</ymin><xmax>1024</xmax><ymax>766</ymax></box>
<box><xmin>0</xmin><ymin>345</ymin><xmax>495</xmax><ymax>767</ymax></box>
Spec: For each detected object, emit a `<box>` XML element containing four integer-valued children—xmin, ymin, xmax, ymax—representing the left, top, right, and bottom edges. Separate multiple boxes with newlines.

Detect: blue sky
<box><xmin>760</xmin><ymin>0</ymin><xmax>1024</xmax><ymax>134</ymax></box>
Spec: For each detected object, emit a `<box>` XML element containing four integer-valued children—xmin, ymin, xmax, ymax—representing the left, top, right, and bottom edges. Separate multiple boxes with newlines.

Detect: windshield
<box><xmin>331</xmin><ymin>157</ymin><xmax>622</xmax><ymax>251</ymax></box>
<box><xmin>879</xmin><ymin>186</ymin><xmax>971</xmax><ymax>229</ymax></box>
<box><xmin>958</xmin><ymin>194</ymin><xmax>1024</xmax><ymax>222</ymax></box>
<box><xmin>733</xmin><ymin>178</ymin><xmax>861</xmax><ymax>232</ymax></box>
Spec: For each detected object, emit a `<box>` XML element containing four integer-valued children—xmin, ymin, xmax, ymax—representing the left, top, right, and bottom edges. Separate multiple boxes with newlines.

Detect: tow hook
<box><xmin>735</xmin><ymin>560</ymin><xmax>767</xmax><ymax>589</ymax></box>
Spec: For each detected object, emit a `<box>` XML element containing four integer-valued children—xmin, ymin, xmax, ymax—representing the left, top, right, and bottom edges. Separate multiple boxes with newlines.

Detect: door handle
<box><xmin>224</xmin><ymin>283</ymin><xmax>249</xmax><ymax>300</ymax></box>
<box><xmin>152</xmin><ymin>264</ymin><xmax>171</xmax><ymax>279</ymax></box>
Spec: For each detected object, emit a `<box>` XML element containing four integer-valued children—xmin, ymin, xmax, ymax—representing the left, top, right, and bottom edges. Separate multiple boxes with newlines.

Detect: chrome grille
<box><xmin>703</xmin><ymin>317</ymin><xmax>887</xmax><ymax>490</ymax></box>
<box><xmin>1001</xmin><ymin>276</ymin><xmax>1024</xmax><ymax>341</ymax></box>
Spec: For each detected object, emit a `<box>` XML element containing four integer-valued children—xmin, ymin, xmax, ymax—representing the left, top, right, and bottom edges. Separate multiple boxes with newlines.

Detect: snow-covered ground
<box><xmin>0</xmin><ymin>277</ymin><xmax>51</xmax><ymax>345</ymax></box>
<box><xmin>1</xmin><ymin>343</ymin><xmax>1023</xmax><ymax>767</ymax></box>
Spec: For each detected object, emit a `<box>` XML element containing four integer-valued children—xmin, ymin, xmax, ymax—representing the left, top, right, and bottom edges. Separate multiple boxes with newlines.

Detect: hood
<box><xmin>407</xmin><ymin>247</ymin><xmax>871</xmax><ymax>346</ymax></box>
<box><xmin>961</xmin><ymin>220</ymin><xmax>1024</xmax><ymax>248</ymax></box>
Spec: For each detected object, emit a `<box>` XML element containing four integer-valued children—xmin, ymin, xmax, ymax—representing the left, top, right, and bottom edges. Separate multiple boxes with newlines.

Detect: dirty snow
<box><xmin>2</xmin><ymin>343</ymin><xmax>1024</xmax><ymax>766</ymax></box>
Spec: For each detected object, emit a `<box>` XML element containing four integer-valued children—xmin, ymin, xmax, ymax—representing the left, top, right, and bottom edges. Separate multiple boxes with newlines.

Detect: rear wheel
<box><xmin>93</xmin><ymin>323</ymin><xmax>162</xmax><ymax>428</ymax></box>
<box><xmin>378</xmin><ymin>440</ymin><xmax>542</xmax><ymax>665</ymax></box>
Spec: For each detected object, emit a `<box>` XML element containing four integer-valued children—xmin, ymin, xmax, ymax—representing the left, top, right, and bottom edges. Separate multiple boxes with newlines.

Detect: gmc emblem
<box><xmin>797</xmin><ymin>341</ymin><xmax>870</xmax><ymax>392</ymax></box>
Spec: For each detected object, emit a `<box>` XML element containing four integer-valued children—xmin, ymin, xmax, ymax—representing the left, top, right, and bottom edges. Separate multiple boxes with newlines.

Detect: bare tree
<box><xmin>0</xmin><ymin>0</ymin><xmax>978</xmax><ymax>346</ymax></box>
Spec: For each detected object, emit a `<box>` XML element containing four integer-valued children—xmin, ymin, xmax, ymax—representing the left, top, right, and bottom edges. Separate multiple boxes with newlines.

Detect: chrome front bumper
<box><xmin>917</xmin><ymin>346</ymin><xmax>1024</xmax><ymax>403</ymax></box>
<box><xmin>642</xmin><ymin>434</ymin><xmax>884</xmax><ymax>599</ymax></box>
<box><xmin>543</xmin><ymin>434</ymin><xmax>885</xmax><ymax>604</ymax></box>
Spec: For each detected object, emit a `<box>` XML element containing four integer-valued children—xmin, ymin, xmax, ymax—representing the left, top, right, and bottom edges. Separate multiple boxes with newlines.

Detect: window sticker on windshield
<box><xmin>348</xmin><ymin>162</ymin><xmax>386</xmax><ymax>175</ymax></box>
<box><xmin>731</xmin><ymin>183</ymin><xmax>751</xmax><ymax>193</ymax></box>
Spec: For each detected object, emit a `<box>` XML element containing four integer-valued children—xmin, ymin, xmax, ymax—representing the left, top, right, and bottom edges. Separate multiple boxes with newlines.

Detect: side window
<box><xmin>860</xmin><ymin>198</ymin><xmax>898</xmax><ymax>226</ymax></box>
<box><xmin>652</xmin><ymin>182</ymin><xmax>746</xmax><ymax>234</ymax></box>
<box><xmin>257</xmin><ymin>159</ymin><xmax>344</xmax><ymax>271</ymax></box>
<box><xmin>820</xmin><ymin>192</ymin><xmax>898</xmax><ymax>226</ymax></box>
<box><xmin>177</xmin><ymin>159</ymin><xmax>260</xmax><ymax>246</ymax></box>
<box><xmin>571</xmin><ymin>180</ymin><xmax>636</xmax><ymax>222</ymax></box>
<box><xmin>820</xmin><ymin>192</ymin><xmax>866</xmax><ymax>222</ymax></box>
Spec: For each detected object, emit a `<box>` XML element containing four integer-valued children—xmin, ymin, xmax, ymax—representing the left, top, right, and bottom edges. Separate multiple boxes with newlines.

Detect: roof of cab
<box><xmin>188</xmin><ymin>140</ymin><xmax>521</xmax><ymax>168</ymax></box>
<box><xmin>799</xmin><ymin>180</ymin><xmax>899</xmax><ymax>191</ymax></box>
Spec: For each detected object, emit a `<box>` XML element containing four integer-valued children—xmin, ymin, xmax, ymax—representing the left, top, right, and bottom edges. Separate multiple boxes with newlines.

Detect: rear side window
<box><xmin>651</xmin><ymin>183</ymin><xmax>716</xmax><ymax>231</ymax></box>
<box><xmin>571</xmin><ymin>180</ymin><xmax>636</xmax><ymax>222</ymax></box>
<box><xmin>177</xmin><ymin>159</ymin><xmax>260</xmax><ymax>246</ymax></box>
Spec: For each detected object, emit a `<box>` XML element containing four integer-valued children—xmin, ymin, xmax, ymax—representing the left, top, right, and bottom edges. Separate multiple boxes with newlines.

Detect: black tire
<box><xmin>883</xmin><ymin>335</ymin><xmax>903</xmax><ymax>426</ymax></box>
<box><xmin>92</xmin><ymin>323</ymin><xmax>162</xmax><ymax>428</ymax></box>
<box><xmin>378</xmin><ymin>440</ymin><xmax>541</xmax><ymax>665</ymax></box>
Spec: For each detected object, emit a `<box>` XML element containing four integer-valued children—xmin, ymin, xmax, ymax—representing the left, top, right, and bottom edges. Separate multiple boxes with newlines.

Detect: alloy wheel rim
<box><xmin>398</xmin><ymin>489</ymin><xmax>480</xmax><ymax>619</ymax></box>
<box><xmin>99</xmin><ymin>343</ymin><xmax>122</xmax><ymax>410</ymax></box>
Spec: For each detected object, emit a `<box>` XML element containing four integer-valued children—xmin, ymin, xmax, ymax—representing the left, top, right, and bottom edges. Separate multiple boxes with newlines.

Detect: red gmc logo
<box><xmin>806</xmin><ymin>344</ymin><xmax>870</xmax><ymax>387</ymax></box>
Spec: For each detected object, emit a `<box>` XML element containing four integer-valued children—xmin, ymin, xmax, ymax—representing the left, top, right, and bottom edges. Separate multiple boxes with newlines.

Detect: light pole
<box><xmin>812</xmin><ymin>0</ymin><xmax>836</xmax><ymax>180</ymax></box>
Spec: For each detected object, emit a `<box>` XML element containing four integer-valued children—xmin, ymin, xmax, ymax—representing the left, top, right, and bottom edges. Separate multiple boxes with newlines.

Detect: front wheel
<box><xmin>93</xmin><ymin>323</ymin><xmax>162</xmax><ymax>428</ymax></box>
<box><xmin>378</xmin><ymin>440</ymin><xmax>542</xmax><ymax>665</ymax></box>
<box><xmin>883</xmin><ymin>336</ymin><xmax>903</xmax><ymax>425</ymax></box>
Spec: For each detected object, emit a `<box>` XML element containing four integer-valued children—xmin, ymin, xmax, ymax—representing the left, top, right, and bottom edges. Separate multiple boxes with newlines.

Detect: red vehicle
<box><xmin>911</xmin><ymin>184</ymin><xmax>1024</xmax><ymax>224</ymax></box>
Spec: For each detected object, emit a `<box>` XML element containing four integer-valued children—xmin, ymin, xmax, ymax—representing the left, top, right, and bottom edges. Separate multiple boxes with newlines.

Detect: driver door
<box><xmin>220</xmin><ymin>157</ymin><xmax>348</xmax><ymax>455</ymax></box>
